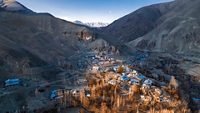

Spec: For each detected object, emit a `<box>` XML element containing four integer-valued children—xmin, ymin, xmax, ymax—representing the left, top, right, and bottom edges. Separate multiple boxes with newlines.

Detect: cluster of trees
<box><xmin>81</xmin><ymin>73</ymin><xmax>189</xmax><ymax>113</ymax></box>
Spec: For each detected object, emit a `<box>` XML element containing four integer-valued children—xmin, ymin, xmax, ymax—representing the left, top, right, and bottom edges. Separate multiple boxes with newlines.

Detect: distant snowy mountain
<box><xmin>0</xmin><ymin>0</ymin><xmax>33</xmax><ymax>12</ymax></box>
<box><xmin>74</xmin><ymin>20</ymin><xmax>84</xmax><ymax>25</ymax></box>
<box><xmin>74</xmin><ymin>20</ymin><xmax>109</xmax><ymax>28</ymax></box>
<box><xmin>85</xmin><ymin>22</ymin><xmax>109</xmax><ymax>28</ymax></box>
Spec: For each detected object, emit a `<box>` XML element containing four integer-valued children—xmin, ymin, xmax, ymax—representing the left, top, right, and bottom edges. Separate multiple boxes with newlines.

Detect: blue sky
<box><xmin>18</xmin><ymin>0</ymin><xmax>173</xmax><ymax>23</ymax></box>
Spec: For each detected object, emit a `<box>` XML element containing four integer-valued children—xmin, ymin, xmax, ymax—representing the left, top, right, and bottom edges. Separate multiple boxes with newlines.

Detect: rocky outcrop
<box><xmin>79</xmin><ymin>29</ymin><xmax>95</xmax><ymax>41</ymax></box>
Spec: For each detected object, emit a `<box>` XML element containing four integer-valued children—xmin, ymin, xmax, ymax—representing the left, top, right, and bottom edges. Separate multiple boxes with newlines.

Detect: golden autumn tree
<box><xmin>117</xmin><ymin>65</ymin><xmax>124</xmax><ymax>74</ymax></box>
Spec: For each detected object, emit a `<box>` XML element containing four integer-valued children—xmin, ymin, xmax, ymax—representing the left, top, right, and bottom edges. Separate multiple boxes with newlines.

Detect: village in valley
<box><xmin>1</xmin><ymin>0</ymin><xmax>200</xmax><ymax>112</ymax></box>
<box><xmin>0</xmin><ymin>47</ymin><xmax>196</xmax><ymax>112</ymax></box>
<box><xmin>75</xmin><ymin>50</ymin><xmax>189</xmax><ymax>112</ymax></box>
<box><xmin>36</xmin><ymin>48</ymin><xmax>192</xmax><ymax>112</ymax></box>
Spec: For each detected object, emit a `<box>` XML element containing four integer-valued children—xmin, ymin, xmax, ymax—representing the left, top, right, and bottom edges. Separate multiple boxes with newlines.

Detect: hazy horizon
<box><xmin>17</xmin><ymin>0</ymin><xmax>173</xmax><ymax>23</ymax></box>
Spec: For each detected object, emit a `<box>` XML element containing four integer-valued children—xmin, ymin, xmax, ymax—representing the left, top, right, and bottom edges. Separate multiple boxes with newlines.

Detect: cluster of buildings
<box><xmin>89</xmin><ymin>53</ymin><xmax>124</xmax><ymax>73</ymax></box>
<box><xmin>87</xmin><ymin>52</ymin><xmax>173</xmax><ymax>105</ymax></box>
<box><xmin>2</xmin><ymin>51</ymin><xmax>173</xmax><ymax>107</ymax></box>
<box><xmin>50</xmin><ymin>88</ymin><xmax>82</xmax><ymax>100</ymax></box>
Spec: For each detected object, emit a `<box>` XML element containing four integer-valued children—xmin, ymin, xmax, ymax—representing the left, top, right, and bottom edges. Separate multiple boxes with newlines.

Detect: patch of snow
<box><xmin>74</xmin><ymin>20</ymin><xmax>109</xmax><ymax>28</ymax></box>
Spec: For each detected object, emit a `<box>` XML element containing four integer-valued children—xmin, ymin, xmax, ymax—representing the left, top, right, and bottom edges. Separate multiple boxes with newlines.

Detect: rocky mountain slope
<box><xmin>0</xmin><ymin>2</ymin><xmax>96</xmax><ymax>68</ymax></box>
<box><xmin>102</xmin><ymin>0</ymin><xmax>200</xmax><ymax>54</ymax></box>
<box><xmin>102</xmin><ymin>1</ymin><xmax>174</xmax><ymax>43</ymax></box>
<box><xmin>128</xmin><ymin>0</ymin><xmax>200</xmax><ymax>53</ymax></box>
<box><xmin>0</xmin><ymin>0</ymin><xmax>33</xmax><ymax>13</ymax></box>
<box><xmin>2</xmin><ymin>0</ymin><xmax>200</xmax><ymax>68</ymax></box>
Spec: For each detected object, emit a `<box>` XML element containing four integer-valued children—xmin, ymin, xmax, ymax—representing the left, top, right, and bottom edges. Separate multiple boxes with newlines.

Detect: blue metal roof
<box><xmin>50</xmin><ymin>90</ymin><xmax>58</xmax><ymax>99</ymax></box>
<box><xmin>138</xmin><ymin>75</ymin><xmax>146</xmax><ymax>80</ymax></box>
<box><xmin>5</xmin><ymin>79</ymin><xmax>20</xmax><ymax>86</ymax></box>
<box><xmin>5</xmin><ymin>79</ymin><xmax>19</xmax><ymax>82</ymax></box>
<box><xmin>121</xmin><ymin>75</ymin><xmax>129</xmax><ymax>81</ymax></box>
<box><xmin>192</xmin><ymin>98</ymin><xmax>200</xmax><ymax>101</ymax></box>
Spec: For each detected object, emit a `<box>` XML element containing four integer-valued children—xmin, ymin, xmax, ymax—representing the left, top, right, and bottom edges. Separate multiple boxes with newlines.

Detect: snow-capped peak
<box><xmin>74</xmin><ymin>20</ymin><xmax>109</xmax><ymax>28</ymax></box>
<box><xmin>0</xmin><ymin>0</ymin><xmax>32</xmax><ymax>12</ymax></box>
<box><xmin>85</xmin><ymin>22</ymin><xmax>109</xmax><ymax>28</ymax></box>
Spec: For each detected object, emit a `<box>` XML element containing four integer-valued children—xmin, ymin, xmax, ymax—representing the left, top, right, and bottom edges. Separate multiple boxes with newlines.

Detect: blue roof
<box><xmin>5</xmin><ymin>79</ymin><xmax>20</xmax><ymax>82</ymax></box>
<box><xmin>121</xmin><ymin>75</ymin><xmax>129</xmax><ymax>81</ymax></box>
<box><xmin>51</xmin><ymin>90</ymin><xmax>57</xmax><ymax>93</ymax></box>
<box><xmin>5</xmin><ymin>79</ymin><xmax>20</xmax><ymax>86</ymax></box>
<box><xmin>50</xmin><ymin>90</ymin><xmax>58</xmax><ymax>99</ymax></box>
<box><xmin>192</xmin><ymin>98</ymin><xmax>200</xmax><ymax>101</ymax></box>
<box><xmin>138</xmin><ymin>75</ymin><xmax>146</xmax><ymax>80</ymax></box>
